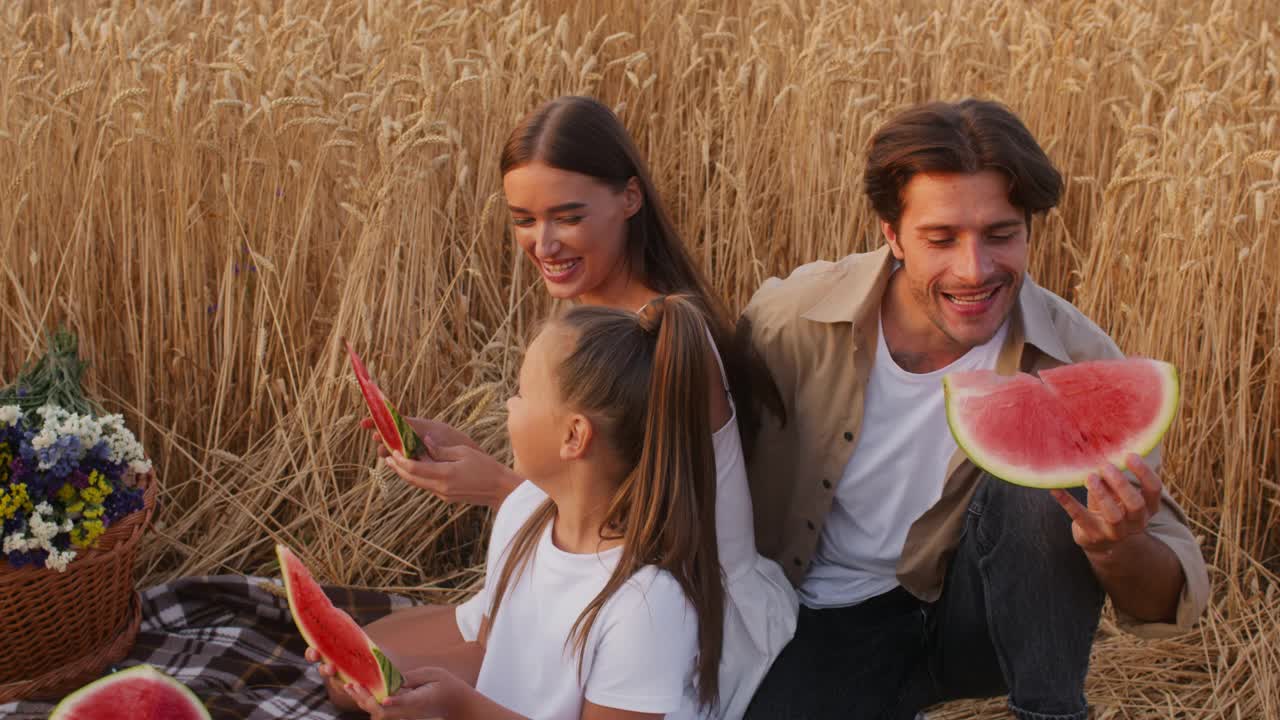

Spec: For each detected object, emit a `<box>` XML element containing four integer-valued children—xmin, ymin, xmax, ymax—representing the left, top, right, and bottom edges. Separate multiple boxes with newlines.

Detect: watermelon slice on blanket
<box><xmin>344</xmin><ymin>339</ymin><xmax>427</xmax><ymax>459</ymax></box>
<box><xmin>943</xmin><ymin>358</ymin><xmax>1179</xmax><ymax>488</ymax></box>
<box><xmin>276</xmin><ymin>544</ymin><xmax>404</xmax><ymax>702</ymax></box>
<box><xmin>49</xmin><ymin>665</ymin><xmax>210</xmax><ymax>720</ymax></box>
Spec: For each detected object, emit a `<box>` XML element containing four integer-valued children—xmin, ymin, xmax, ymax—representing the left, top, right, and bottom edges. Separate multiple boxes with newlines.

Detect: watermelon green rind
<box><xmin>276</xmin><ymin>544</ymin><xmax>403</xmax><ymax>703</ymax></box>
<box><xmin>49</xmin><ymin>664</ymin><xmax>211</xmax><ymax>720</ymax></box>
<box><xmin>381</xmin><ymin>386</ymin><xmax>428</xmax><ymax>460</ymax></box>
<box><xmin>373</xmin><ymin>647</ymin><xmax>404</xmax><ymax>696</ymax></box>
<box><xmin>943</xmin><ymin>359</ymin><xmax>1180</xmax><ymax>489</ymax></box>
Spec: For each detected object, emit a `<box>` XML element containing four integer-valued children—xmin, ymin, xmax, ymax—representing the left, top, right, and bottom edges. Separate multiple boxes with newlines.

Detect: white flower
<box><xmin>0</xmin><ymin>405</ymin><xmax>20</xmax><ymax>427</ymax></box>
<box><xmin>101</xmin><ymin>419</ymin><xmax>149</xmax><ymax>467</ymax></box>
<box><xmin>29</xmin><ymin>510</ymin><xmax>60</xmax><ymax>542</ymax></box>
<box><xmin>129</xmin><ymin>459</ymin><xmax>153</xmax><ymax>475</ymax></box>
<box><xmin>3</xmin><ymin>533</ymin><xmax>27</xmax><ymax>554</ymax></box>
<box><xmin>31</xmin><ymin>428</ymin><xmax>57</xmax><ymax>452</ymax></box>
<box><xmin>45</xmin><ymin>549</ymin><xmax>75</xmax><ymax>572</ymax></box>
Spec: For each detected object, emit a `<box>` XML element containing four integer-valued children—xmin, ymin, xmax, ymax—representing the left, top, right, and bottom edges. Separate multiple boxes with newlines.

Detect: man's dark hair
<box><xmin>863</xmin><ymin>99</ymin><xmax>1063</xmax><ymax>231</ymax></box>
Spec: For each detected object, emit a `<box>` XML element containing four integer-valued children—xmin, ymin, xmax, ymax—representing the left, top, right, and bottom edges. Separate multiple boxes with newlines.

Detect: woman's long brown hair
<box><xmin>500</xmin><ymin>95</ymin><xmax>784</xmax><ymax>457</ymax></box>
<box><xmin>485</xmin><ymin>296</ymin><xmax>724</xmax><ymax>710</ymax></box>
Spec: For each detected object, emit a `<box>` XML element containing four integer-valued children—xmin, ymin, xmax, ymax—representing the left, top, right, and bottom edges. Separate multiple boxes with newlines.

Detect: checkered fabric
<box><xmin>0</xmin><ymin>575</ymin><xmax>417</xmax><ymax>719</ymax></box>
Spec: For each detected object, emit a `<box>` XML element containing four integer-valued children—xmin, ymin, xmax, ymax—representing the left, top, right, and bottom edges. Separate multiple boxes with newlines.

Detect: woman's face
<box><xmin>503</xmin><ymin>162</ymin><xmax>642</xmax><ymax>304</ymax></box>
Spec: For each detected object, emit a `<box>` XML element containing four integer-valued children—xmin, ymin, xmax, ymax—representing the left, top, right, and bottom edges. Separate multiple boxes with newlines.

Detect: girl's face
<box><xmin>503</xmin><ymin>162</ymin><xmax>643</xmax><ymax>305</ymax></box>
<box><xmin>506</xmin><ymin>324</ymin><xmax>575</xmax><ymax>483</ymax></box>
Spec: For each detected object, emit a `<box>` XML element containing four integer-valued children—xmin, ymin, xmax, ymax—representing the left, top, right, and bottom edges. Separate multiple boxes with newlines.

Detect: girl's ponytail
<box><xmin>628</xmin><ymin>295</ymin><xmax>724</xmax><ymax>708</ymax></box>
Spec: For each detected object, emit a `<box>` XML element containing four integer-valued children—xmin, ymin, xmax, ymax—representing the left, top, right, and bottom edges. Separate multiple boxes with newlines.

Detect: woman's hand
<box><xmin>361</xmin><ymin>415</ymin><xmax>519</xmax><ymax>508</ymax></box>
<box><xmin>385</xmin><ymin>444</ymin><xmax>520</xmax><ymax>508</ymax></box>
<box><xmin>360</xmin><ymin>416</ymin><xmax>483</xmax><ymax>458</ymax></box>
<box><xmin>345</xmin><ymin>667</ymin><xmax>467</xmax><ymax>720</ymax></box>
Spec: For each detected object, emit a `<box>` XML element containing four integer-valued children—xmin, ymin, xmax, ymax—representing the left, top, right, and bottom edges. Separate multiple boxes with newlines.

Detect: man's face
<box><xmin>882</xmin><ymin>170</ymin><xmax>1028</xmax><ymax>354</ymax></box>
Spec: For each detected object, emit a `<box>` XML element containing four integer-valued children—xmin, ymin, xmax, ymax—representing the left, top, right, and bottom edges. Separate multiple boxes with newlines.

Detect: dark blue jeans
<box><xmin>744</xmin><ymin>476</ymin><xmax>1105</xmax><ymax>720</ymax></box>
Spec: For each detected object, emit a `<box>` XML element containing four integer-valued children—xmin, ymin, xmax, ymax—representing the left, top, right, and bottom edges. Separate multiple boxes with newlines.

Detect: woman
<box><xmin>338</xmin><ymin>96</ymin><xmax>797</xmax><ymax>718</ymax></box>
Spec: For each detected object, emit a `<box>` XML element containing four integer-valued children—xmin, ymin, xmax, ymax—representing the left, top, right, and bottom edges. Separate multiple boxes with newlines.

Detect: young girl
<box><xmin>327</xmin><ymin>297</ymin><xmax>724</xmax><ymax>719</ymax></box>
<box><xmin>343</xmin><ymin>96</ymin><xmax>797</xmax><ymax>717</ymax></box>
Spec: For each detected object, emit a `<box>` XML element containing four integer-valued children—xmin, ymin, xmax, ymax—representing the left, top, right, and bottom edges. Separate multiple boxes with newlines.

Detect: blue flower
<box><xmin>5</xmin><ymin>549</ymin><xmax>47</xmax><ymax>569</ymax></box>
<box><xmin>103</xmin><ymin>485</ymin><xmax>144</xmax><ymax>522</ymax></box>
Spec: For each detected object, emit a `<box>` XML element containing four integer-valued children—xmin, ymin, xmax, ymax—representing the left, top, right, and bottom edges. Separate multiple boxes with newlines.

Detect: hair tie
<box><xmin>637</xmin><ymin>296</ymin><xmax>667</xmax><ymax>333</ymax></box>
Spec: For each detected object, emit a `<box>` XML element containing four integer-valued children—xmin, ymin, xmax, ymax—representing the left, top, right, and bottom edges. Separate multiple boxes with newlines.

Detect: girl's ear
<box><xmin>560</xmin><ymin>413</ymin><xmax>594</xmax><ymax>460</ymax></box>
<box><xmin>622</xmin><ymin>177</ymin><xmax>643</xmax><ymax>219</ymax></box>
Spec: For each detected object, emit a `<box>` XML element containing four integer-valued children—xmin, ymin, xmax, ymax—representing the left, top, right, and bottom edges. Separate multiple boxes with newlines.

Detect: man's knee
<box><xmin>971</xmin><ymin>474</ymin><xmax>1082</xmax><ymax>556</ymax></box>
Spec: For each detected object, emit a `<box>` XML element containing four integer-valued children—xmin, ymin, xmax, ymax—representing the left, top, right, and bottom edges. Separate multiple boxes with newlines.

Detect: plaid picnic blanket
<box><xmin>0</xmin><ymin>575</ymin><xmax>418</xmax><ymax>720</ymax></box>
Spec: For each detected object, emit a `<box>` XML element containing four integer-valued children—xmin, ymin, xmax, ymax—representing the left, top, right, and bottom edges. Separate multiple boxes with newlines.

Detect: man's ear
<box><xmin>622</xmin><ymin>177</ymin><xmax>643</xmax><ymax>219</ymax></box>
<box><xmin>560</xmin><ymin>414</ymin><xmax>594</xmax><ymax>461</ymax></box>
<box><xmin>881</xmin><ymin>219</ymin><xmax>905</xmax><ymax>260</ymax></box>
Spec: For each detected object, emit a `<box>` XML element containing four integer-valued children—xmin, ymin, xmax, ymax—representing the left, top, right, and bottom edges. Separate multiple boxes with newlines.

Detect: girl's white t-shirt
<box><xmin>471</xmin><ymin>480</ymin><xmax>700</xmax><ymax>719</ymax></box>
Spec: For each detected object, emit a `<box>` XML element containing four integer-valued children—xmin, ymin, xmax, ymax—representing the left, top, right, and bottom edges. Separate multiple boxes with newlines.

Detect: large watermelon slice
<box><xmin>276</xmin><ymin>544</ymin><xmax>404</xmax><ymax>702</ymax></box>
<box><xmin>49</xmin><ymin>665</ymin><xmax>210</xmax><ymax>720</ymax></box>
<box><xmin>343</xmin><ymin>338</ymin><xmax>427</xmax><ymax>459</ymax></box>
<box><xmin>944</xmin><ymin>358</ymin><xmax>1179</xmax><ymax>488</ymax></box>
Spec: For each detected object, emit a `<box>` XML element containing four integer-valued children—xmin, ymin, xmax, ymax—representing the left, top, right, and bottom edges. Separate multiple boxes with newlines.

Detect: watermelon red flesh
<box><xmin>1039</xmin><ymin>360</ymin><xmax>1175</xmax><ymax>462</ymax></box>
<box><xmin>343</xmin><ymin>339</ymin><xmax>426</xmax><ymax>459</ymax></box>
<box><xmin>50</xmin><ymin>665</ymin><xmax>210</xmax><ymax>720</ymax></box>
<box><xmin>276</xmin><ymin>544</ymin><xmax>403</xmax><ymax>702</ymax></box>
<box><xmin>944</xmin><ymin>358</ymin><xmax>1179</xmax><ymax>488</ymax></box>
<box><xmin>344</xmin><ymin>339</ymin><xmax>405</xmax><ymax>454</ymax></box>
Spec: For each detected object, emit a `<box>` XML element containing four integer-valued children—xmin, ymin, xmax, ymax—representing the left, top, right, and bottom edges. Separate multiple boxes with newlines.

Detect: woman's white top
<box><xmin>457</xmin><ymin>332</ymin><xmax>798</xmax><ymax>719</ymax></box>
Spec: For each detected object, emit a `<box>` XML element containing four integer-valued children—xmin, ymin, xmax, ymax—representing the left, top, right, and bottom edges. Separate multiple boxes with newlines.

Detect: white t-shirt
<box><xmin>471</xmin><ymin>480</ymin><xmax>699</xmax><ymax>719</ymax></box>
<box><xmin>459</xmin><ymin>330</ymin><xmax>797</xmax><ymax>720</ymax></box>
<box><xmin>799</xmin><ymin>309</ymin><xmax>1008</xmax><ymax>608</ymax></box>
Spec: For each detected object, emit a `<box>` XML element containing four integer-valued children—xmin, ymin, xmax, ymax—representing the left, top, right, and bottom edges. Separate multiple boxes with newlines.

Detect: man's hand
<box><xmin>1051</xmin><ymin>452</ymin><xmax>1184</xmax><ymax>622</ymax></box>
<box><xmin>1051</xmin><ymin>453</ymin><xmax>1160</xmax><ymax>556</ymax></box>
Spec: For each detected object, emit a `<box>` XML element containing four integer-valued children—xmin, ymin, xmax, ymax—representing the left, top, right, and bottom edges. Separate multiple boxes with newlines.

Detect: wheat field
<box><xmin>0</xmin><ymin>0</ymin><xmax>1276</xmax><ymax>716</ymax></box>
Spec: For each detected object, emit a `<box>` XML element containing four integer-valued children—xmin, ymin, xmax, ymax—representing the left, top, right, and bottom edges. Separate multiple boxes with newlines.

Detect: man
<box><xmin>741</xmin><ymin>99</ymin><xmax>1209</xmax><ymax>720</ymax></box>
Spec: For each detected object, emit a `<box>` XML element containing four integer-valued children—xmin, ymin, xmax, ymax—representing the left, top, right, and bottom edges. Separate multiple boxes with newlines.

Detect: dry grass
<box><xmin>0</xmin><ymin>0</ymin><xmax>1276</xmax><ymax>716</ymax></box>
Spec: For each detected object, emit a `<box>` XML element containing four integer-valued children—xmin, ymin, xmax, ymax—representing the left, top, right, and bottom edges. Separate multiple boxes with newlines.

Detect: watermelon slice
<box><xmin>343</xmin><ymin>339</ymin><xmax>427</xmax><ymax>459</ymax></box>
<box><xmin>944</xmin><ymin>358</ymin><xmax>1179</xmax><ymax>488</ymax></box>
<box><xmin>276</xmin><ymin>544</ymin><xmax>404</xmax><ymax>702</ymax></box>
<box><xmin>49</xmin><ymin>665</ymin><xmax>210</xmax><ymax>720</ymax></box>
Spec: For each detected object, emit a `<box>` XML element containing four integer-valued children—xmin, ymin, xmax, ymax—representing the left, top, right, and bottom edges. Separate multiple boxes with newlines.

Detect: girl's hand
<box><xmin>304</xmin><ymin>647</ymin><xmax>358</xmax><ymax>711</ymax></box>
<box><xmin>360</xmin><ymin>417</ymin><xmax>482</xmax><ymax>458</ymax></box>
<box><xmin>346</xmin><ymin>667</ymin><xmax>466</xmax><ymax>719</ymax></box>
<box><xmin>385</xmin><ymin>444</ymin><xmax>520</xmax><ymax>508</ymax></box>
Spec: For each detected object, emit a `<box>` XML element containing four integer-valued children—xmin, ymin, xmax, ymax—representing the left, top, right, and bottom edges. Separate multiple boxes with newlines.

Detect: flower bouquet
<box><xmin>0</xmin><ymin>404</ymin><xmax>150</xmax><ymax>572</ymax></box>
<box><xmin>0</xmin><ymin>329</ymin><xmax>158</xmax><ymax>701</ymax></box>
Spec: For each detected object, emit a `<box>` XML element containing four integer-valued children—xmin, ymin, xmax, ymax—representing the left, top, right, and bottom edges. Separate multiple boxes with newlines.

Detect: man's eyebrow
<box><xmin>914</xmin><ymin>219</ymin><xmax>1024</xmax><ymax>232</ymax></box>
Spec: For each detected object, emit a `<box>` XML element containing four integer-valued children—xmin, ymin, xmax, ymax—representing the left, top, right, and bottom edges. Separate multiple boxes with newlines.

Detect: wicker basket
<box><xmin>0</xmin><ymin>474</ymin><xmax>156</xmax><ymax>703</ymax></box>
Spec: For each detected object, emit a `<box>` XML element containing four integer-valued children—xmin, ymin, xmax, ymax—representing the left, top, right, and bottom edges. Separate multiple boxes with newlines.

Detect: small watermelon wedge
<box><xmin>49</xmin><ymin>665</ymin><xmax>210</xmax><ymax>720</ymax></box>
<box><xmin>344</xmin><ymin>339</ymin><xmax>427</xmax><ymax>459</ymax></box>
<box><xmin>276</xmin><ymin>544</ymin><xmax>404</xmax><ymax>702</ymax></box>
<box><xmin>943</xmin><ymin>358</ymin><xmax>1179</xmax><ymax>488</ymax></box>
